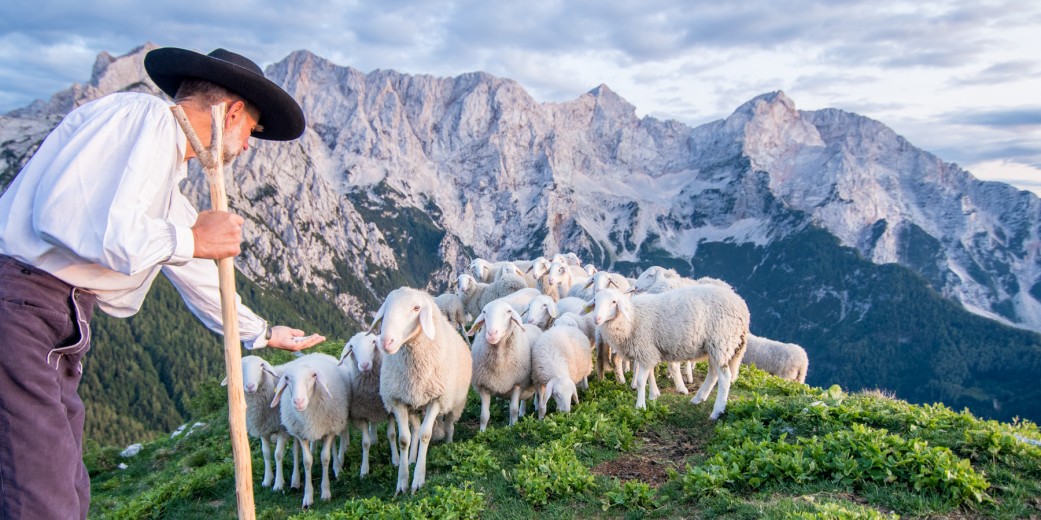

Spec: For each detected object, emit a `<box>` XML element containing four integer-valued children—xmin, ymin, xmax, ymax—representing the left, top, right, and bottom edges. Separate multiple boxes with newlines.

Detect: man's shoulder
<box><xmin>86</xmin><ymin>92</ymin><xmax>171</xmax><ymax>112</ymax></box>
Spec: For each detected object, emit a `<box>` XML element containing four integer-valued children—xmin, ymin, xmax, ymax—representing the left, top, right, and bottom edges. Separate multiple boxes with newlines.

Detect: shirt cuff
<box><xmin>247</xmin><ymin>322</ymin><xmax>270</xmax><ymax>350</ymax></box>
<box><xmin>168</xmin><ymin>223</ymin><xmax>195</xmax><ymax>265</ymax></box>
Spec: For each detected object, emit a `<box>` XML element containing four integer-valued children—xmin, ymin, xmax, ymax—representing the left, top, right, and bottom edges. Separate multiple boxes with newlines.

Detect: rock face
<box><xmin>3</xmin><ymin>45</ymin><xmax>1041</xmax><ymax>334</ymax></box>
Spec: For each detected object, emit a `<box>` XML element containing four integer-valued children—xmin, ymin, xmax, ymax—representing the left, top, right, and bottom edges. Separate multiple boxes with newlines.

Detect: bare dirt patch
<box><xmin>592</xmin><ymin>424</ymin><xmax>703</xmax><ymax>488</ymax></box>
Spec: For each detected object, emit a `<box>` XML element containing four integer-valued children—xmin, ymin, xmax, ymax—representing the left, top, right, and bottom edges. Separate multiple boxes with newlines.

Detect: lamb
<box><xmin>632</xmin><ymin>266</ymin><xmax>699</xmax><ymax>294</ymax></box>
<box><xmin>589</xmin><ymin>286</ymin><xmax>749</xmax><ymax>420</ymax></box>
<box><xmin>546</xmin><ymin>259</ymin><xmax>591</xmax><ymax>300</ymax></box>
<box><xmin>456</xmin><ymin>273</ymin><xmax>534</xmax><ymax>317</ymax></box>
<box><xmin>741</xmin><ymin>334</ymin><xmax>809</xmax><ymax>383</ymax></box>
<box><xmin>493</xmin><ymin>261</ymin><xmax>537</xmax><ymax>287</ymax></box>
<box><xmin>435</xmin><ymin>292</ymin><xmax>471</xmax><ymax>345</ymax></box>
<box><xmin>523</xmin><ymin>294</ymin><xmax>587</xmax><ymax>330</ymax></box>
<box><xmin>582</xmin><ymin>271</ymin><xmax>633</xmax><ymax>298</ymax></box>
<box><xmin>370</xmin><ymin>287</ymin><xmax>473</xmax><ymax>494</ymax></box>
<box><xmin>530</xmin><ymin>325</ymin><xmax>592</xmax><ymax>418</ymax></box>
<box><xmin>269</xmin><ymin>353</ymin><xmax>350</xmax><ymax>508</ymax></box>
<box><xmin>527</xmin><ymin>257</ymin><xmax>559</xmax><ymax>301</ymax></box>
<box><xmin>223</xmin><ymin>356</ymin><xmax>299</xmax><ymax>491</ymax></box>
<box><xmin>468</xmin><ymin>258</ymin><xmax>535</xmax><ymax>284</ymax></box>
<box><xmin>338</xmin><ymin>332</ymin><xmax>398</xmax><ymax>478</ymax></box>
<box><xmin>467</xmin><ymin>299</ymin><xmax>542</xmax><ymax>431</ymax></box>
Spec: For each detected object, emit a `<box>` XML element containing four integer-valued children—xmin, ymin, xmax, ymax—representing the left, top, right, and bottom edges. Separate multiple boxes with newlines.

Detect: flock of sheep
<box><xmin>235</xmin><ymin>253</ymin><xmax>809</xmax><ymax>507</ymax></box>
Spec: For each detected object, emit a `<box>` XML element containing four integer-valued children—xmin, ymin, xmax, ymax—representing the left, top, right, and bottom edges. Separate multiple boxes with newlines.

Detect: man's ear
<box><xmin>224</xmin><ymin>100</ymin><xmax>246</xmax><ymax>128</ymax></box>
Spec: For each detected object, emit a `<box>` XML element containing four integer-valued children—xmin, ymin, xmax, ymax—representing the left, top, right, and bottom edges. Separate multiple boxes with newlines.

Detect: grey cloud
<box><xmin>945</xmin><ymin>109</ymin><xmax>1041</xmax><ymax>129</ymax></box>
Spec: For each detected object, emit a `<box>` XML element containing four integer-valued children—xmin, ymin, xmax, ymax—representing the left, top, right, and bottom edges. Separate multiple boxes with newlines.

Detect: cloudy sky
<box><xmin>2</xmin><ymin>0</ymin><xmax>1039</xmax><ymax>192</ymax></box>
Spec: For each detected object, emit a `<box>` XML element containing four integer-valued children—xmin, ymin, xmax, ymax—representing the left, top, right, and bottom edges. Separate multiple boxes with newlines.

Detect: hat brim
<box><xmin>144</xmin><ymin>48</ymin><xmax>304</xmax><ymax>141</ymax></box>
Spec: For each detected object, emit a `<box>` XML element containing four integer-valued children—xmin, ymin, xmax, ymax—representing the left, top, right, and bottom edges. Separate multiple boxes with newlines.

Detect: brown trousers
<box><xmin>0</xmin><ymin>255</ymin><xmax>95</xmax><ymax>520</ymax></box>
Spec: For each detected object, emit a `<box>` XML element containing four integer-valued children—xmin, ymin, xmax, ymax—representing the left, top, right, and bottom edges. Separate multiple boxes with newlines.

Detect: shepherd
<box><xmin>0</xmin><ymin>47</ymin><xmax>325</xmax><ymax>519</ymax></box>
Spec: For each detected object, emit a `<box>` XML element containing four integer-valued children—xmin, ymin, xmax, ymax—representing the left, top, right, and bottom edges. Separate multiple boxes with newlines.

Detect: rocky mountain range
<box><xmin>3</xmin><ymin>43</ymin><xmax>1040</xmax><ymax>425</ymax></box>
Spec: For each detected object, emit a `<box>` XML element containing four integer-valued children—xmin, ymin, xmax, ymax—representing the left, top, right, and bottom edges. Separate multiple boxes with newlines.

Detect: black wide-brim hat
<box><xmin>144</xmin><ymin>47</ymin><xmax>305</xmax><ymax>141</ymax></box>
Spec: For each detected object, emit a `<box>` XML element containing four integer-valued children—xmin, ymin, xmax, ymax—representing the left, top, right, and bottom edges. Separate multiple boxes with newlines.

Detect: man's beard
<box><xmin>221</xmin><ymin>121</ymin><xmax>246</xmax><ymax>163</ymax></box>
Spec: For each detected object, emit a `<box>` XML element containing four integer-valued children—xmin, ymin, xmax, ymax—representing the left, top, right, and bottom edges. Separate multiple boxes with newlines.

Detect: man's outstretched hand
<box><xmin>266</xmin><ymin>325</ymin><xmax>326</xmax><ymax>352</ymax></box>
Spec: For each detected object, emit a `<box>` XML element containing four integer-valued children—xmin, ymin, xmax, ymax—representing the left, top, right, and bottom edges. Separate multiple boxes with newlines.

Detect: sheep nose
<box><xmin>381</xmin><ymin>337</ymin><xmax>395</xmax><ymax>351</ymax></box>
<box><xmin>245</xmin><ymin>383</ymin><xmax>256</xmax><ymax>393</ymax></box>
<box><xmin>361</xmin><ymin>361</ymin><xmax>371</xmax><ymax>371</ymax></box>
<box><xmin>293</xmin><ymin>397</ymin><xmax>307</xmax><ymax>410</ymax></box>
<box><xmin>593</xmin><ymin>316</ymin><xmax>603</xmax><ymax>325</ymax></box>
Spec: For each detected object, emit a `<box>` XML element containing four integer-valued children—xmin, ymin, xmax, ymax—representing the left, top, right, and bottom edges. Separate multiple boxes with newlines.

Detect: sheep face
<box><xmin>546</xmin><ymin>261</ymin><xmax>570</xmax><ymax>287</ymax></box>
<box><xmin>340</xmin><ymin>332</ymin><xmax>380</xmax><ymax>373</ymax></box>
<box><xmin>565</xmin><ymin>252</ymin><xmax>582</xmax><ymax>266</ymax></box>
<box><xmin>468</xmin><ymin>259</ymin><xmax>492</xmax><ymax>282</ymax></box>
<box><xmin>524</xmin><ymin>295</ymin><xmax>557</xmax><ymax>328</ymax></box>
<box><xmin>583</xmin><ymin>264</ymin><xmax>598</xmax><ymax>276</ymax></box>
<box><xmin>528</xmin><ymin>257</ymin><xmax>551</xmax><ymax>278</ymax></box>
<box><xmin>271</xmin><ymin>368</ymin><xmax>334</xmax><ymax>412</ymax></box>
<box><xmin>456</xmin><ymin>274</ymin><xmax>477</xmax><ymax>299</ymax></box>
<box><xmin>496</xmin><ymin>262</ymin><xmax>524</xmax><ymax>280</ymax></box>
<box><xmin>241</xmin><ymin>356</ymin><xmax>276</xmax><ymax>394</ymax></box>
<box><xmin>589</xmin><ymin>288</ymin><xmax>632</xmax><ymax>326</ymax></box>
<box><xmin>633</xmin><ymin>266</ymin><xmax>664</xmax><ymax>293</ymax></box>
<box><xmin>370</xmin><ymin>288</ymin><xmax>437</xmax><ymax>355</ymax></box>
<box><xmin>473</xmin><ymin>300</ymin><xmax>524</xmax><ymax>345</ymax></box>
<box><xmin>549</xmin><ymin>378</ymin><xmax>579</xmax><ymax>413</ymax></box>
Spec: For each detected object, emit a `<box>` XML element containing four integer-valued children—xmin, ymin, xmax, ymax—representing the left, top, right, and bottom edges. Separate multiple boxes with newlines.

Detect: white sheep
<box><xmin>435</xmin><ymin>292</ymin><xmax>471</xmax><ymax>346</ymax></box>
<box><xmin>527</xmin><ymin>257</ymin><xmax>560</xmax><ymax>301</ymax></box>
<box><xmin>456</xmin><ymin>273</ymin><xmax>534</xmax><ymax>317</ymax></box>
<box><xmin>371</xmin><ymin>287</ymin><xmax>473</xmax><ymax>495</ymax></box>
<box><xmin>468</xmin><ymin>258</ymin><xmax>536</xmax><ymax>284</ymax></box>
<box><xmin>589</xmin><ymin>286</ymin><xmax>749</xmax><ymax>420</ymax></box>
<box><xmin>269</xmin><ymin>353</ymin><xmax>350</xmax><ymax>508</ymax></box>
<box><xmin>742</xmin><ymin>334</ymin><xmax>809</xmax><ymax>383</ymax></box>
<box><xmin>531</xmin><ymin>325</ymin><xmax>592</xmax><ymax>418</ymax></box>
<box><xmin>467</xmin><ymin>299</ymin><xmax>542</xmax><ymax>431</ymax></box>
<box><xmin>523</xmin><ymin>294</ymin><xmax>587</xmax><ymax>330</ymax></box>
<box><xmin>338</xmin><ymin>332</ymin><xmax>397</xmax><ymax>478</ymax></box>
<box><xmin>223</xmin><ymin>356</ymin><xmax>300</xmax><ymax>491</ymax></box>
<box><xmin>632</xmin><ymin>266</ymin><xmax>699</xmax><ymax>294</ymax></box>
<box><xmin>546</xmin><ymin>260</ymin><xmax>591</xmax><ymax>300</ymax></box>
<box><xmin>494</xmin><ymin>261</ymin><xmax>537</xmax><ymax>287</ymax></box>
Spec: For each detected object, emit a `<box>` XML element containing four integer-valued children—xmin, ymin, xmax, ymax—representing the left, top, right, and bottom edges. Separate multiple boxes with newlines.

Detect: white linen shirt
<box><xmin>0</xmin><ymin>92</ymin><xmax>267</xmax><ymax>347</ymax></box>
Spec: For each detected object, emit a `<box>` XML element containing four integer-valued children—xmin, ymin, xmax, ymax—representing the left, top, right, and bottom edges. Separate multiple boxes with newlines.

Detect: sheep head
<box><xmin>479</xmin><ymin>300</ymin><xmax>524</xmax><ymax>345</ymax></box>
<box><xmin>374</xmin><ymin>288</ymin><xmax>437</xmax><ymax>355</ymax></box>
<box><xmin>590</xmin><ymin>288</ymin><xmax>632</xmax><ymax>326</ymax></box>
<box><xmin>340</xmin><ymin>332</ymin><xmax>380</xmax><ymax>373</ymax></box>
<box><xmin>270</xmin><ymin>365</ymin><xmax>335</xmax><ymax>412</ymax></box>
<box><xmin>524</xmin><ymin>295</ymin><xmax>557</xmax><ymax>328</ymax></box>
<box><xmin>528</xmin><ymin>257</ymin><xmax>551</xmax><ymax>278</ymax></box>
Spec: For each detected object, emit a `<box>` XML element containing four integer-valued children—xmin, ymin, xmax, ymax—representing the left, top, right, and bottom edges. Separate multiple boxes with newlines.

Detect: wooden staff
<box><xmin>171</xmin><ymin>102</ymin><xmax>256</xmax><ymax>520</ymax></box>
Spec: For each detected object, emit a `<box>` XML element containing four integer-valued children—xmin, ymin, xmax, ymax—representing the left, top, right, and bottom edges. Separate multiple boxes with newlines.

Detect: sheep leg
<box><xmin>387</xmin><ymin>418</ymin><xmax>399</xmax><ymax>467</ymax></box>
<box><xmin>273</xmin><ymin>433</ymin><xmax>287</xmax><ymax>491</ymax></box>
<box><xmin>459</xmin><ymin>324</ymin><xmax>471</xmax><ymax>346</ymax></box>
<box><xmin>411</xmin><ymin>401</ymin><xmax>442</xmax><ymax>493</ymax></box>
<box><xmin>334</xmin><ymin>428</ymin><xmax>349</xmax><ymax>478</ymax></box>
<box><xmin>260</xmin><ymin>436</ymin><xmax>274</xmax><ymax>487</ymax></box>
<box><xmin>669</xmin><ymin>361</ymin><xmax>689</xmax><ymax>394</ymax></box>
<box><xmin>391</xmin><ymin>405</ymin><xmax>412</xmax><ymax>496</ymax></box>
<box><xmin>320</xmin><ymin>434</ymin><xmax>334</xmax><ymax>501</ymax></box>
<box><xmin>631</xmin><ymin>362</ymin><xmax>640</xmax><ymax>389</ymax></box>
<box><xmin>301</xmin><ymin>438</ymin><xmax>315</xmax><ymax>508</ymax></box>
<box><xmin>684</xmin><ymin>360</ymin><xmax>695</xmax><ymax>384</ymax></box>
<box><xmin>709</xmin><ymin>363</ymin><xmax>734</xmax><ymax>421</ymax></box>
<box><xmin>634</xmin><ymin>364</ymin><xmax>653</xmax><ymax>409</ymax></box>
<box><xmin>479</xmin><ymin>390</ymin><xmax>492</xmax><ymax>432</ymax></box>
<box><xmin>509</xmin><ymin>386</ymin><xmax>522</xmax><ymax>426</ymax></box>
<box><xmin>691</xmin><ymin>362</ymin><xmax>719</xmax><ymax>405</ymax></box>
<box><xmin>408</xmin><ymin>414</ymin><xmax>421</xmax><ymax>464</ymax></box>
<box><xmin>580</xmin><ymin>376</ymin><xmax>588</xmax><ymax>390</ymax></box>
<box><xmin>359</xmin><ymin>420</ymin><xmax>372</xmax><ymax>477</ymax></box>
<box><xmin>649</xmin><ymin>368</ymin><xmax>661</xmax><ymax>400</ymax></box>
<box><xmin>290</xmin><ymin>438</ymin><xmax>302</xmax><ymax>489</ymax></box>
<box><xmin>613</xmin><ymin>353</ymin><xmax>626</xmax><ymax>385</ymax></box>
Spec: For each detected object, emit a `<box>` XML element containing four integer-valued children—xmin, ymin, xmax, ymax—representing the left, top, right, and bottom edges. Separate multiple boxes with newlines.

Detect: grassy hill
<box><xmin>84</xmin><ymin>341</ymin><xmax>1041</xmax><ymax>520</ymax></box>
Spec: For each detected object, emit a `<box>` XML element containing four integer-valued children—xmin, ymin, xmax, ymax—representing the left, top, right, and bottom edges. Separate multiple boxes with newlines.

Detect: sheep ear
<box><xmin>419</xmin><ymin>303</ymin><xmax>437</xmax><ymax>340</ymax></box>
<box><xmin>466</xmin><ymin>312</ymin><xmax>486</xmax><ymax>336</ymax></box>
<box><xmin>510</xmin><ymin>309</ymin><xmax>525</xmax><ymax>328</ymax></box>
<box><xmin>220</xmin><ymin>375</ymin><xmax>228</xmax><ymax>387</ymax></box>
<box><xmin>262</xmin><ymin>365</ymin><xmax>278</xmax><ymax>378</ymax></box>
<box><xmin>540</xmin><ymin>382</ymin><xmax>553</xmax><ymax>413</ymax></box>
<box><xmin>316</xmin><ymin>373</ymin><xmax>334</xmax><ymax>400</ymax></box>
<box><xmin>583</xmin><ymin>278</ymin><xmax>593</xmax><ymax>289</ymax></box>
<box><xmin>581</xmin><ymin>300</ymin><xmax>595</xmax><ymax>315</ymax></box>
<box><xmin>270</xmin><ymin>376</ymin><xmax>288</xmax><ymax>408</ymax></box>
<box><xmin>368</xmin><ymin>302</ymin><xmax>386</xmax><ymax>335</ymax></box>
<box><xmin>548</xmin><ymin>305</ymin><xmax>558</xmax><ymax>319</ymax></box>
<box><xmin>618</xmin><ymin>301</ymin><xmax>632</xmax><ymax>322</ymax></box>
